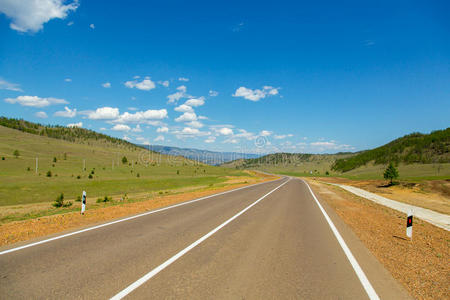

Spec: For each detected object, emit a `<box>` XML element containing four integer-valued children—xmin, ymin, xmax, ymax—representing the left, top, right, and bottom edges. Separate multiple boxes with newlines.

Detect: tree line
<box><xmin>332</xmin><ymin>128</ymin><xmax>449</xmax><ymax>172</ymax></box>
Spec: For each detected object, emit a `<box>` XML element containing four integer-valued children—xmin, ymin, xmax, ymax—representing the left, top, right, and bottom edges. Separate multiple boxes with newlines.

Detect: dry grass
<box><xmin>0</xmin><ymin>174</ymin><xmax>277</xmax><ymax>247</ymax></box>
<box><xmin>316</xmin><ymin>177</ymin><xmax>450</xmax><ymax>214</ymax></box>
<box><xmin>307</xmin><ymin>179</ymin><xmax>450</xmax><ymax>299</ymax></box>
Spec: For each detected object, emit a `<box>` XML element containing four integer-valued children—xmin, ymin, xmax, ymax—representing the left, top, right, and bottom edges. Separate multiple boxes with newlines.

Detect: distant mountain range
<box><xmin>141</xmin><ymin>145</ymin><xmax>261</xmax><ymax>165</ymax></box>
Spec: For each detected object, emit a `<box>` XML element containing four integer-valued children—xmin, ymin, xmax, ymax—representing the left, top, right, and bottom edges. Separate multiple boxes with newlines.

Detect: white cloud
<box><xmin>67</xmin><ymin>21</ymin><xmax>73</xmax><ymax>26</ymax></box>
<box><xmin>172</xmin><ymin>127</ymin><xmax>210</xmax><ymax>139</ymax></box>
<box><xmin>205</xmin><ymin>136</ymin><xmax>216</xmax><ymax>143</ymax></box>
<box><xmin>182</xmin><ymin>127</ymin><xmax>200</xmax><ymax>135</ymax></box>
<box><xmin>67</xmin><ymin>122</ymin><xmax>82</xmax><ymax>128</ymax></box>
<box><xmin>131</xmin><ymin>124</ymin><xmax>142</xmax><ymax>132</ymax></box>
<box><xmin>5</xmin><ymin>95</ymin><xmax>68</xmax><ymax>107</ymax></box>
<box><xmin>35</xmin><ymin>111</ymin><xmax>48</xmax><ymax>118</ymax></box>
<box><xmin>157</xmin><ymin>126</ymin><xmax>169</xmax><ymax>133</ymax></box>
<box><xmin>223</xmin><ymin>138</ymin><xmax>239</xmax><ymax>144</ymax></box>
<box><xmin>0</xmin><ymin>78</ymin><xmax>22</xmax><ymax>92</ymax></box>
<box><xmin>136</xmin><ymin>136</ymin><xmax>150</xmax><ymax>145</ymax></box>
<box><xmin>184</xmin><ymin>97</ymin><xmax>204</xmax><ymax>107</ymax></box>
<box><xmin>198</xmin><ymin>115</ymin><xmax>208</xmax><ymax>120</ymax></box>
<box><xmin>102</xmin><ymin>82</ymin><xmax>111</xmax><ymax>88</ymax></box>
<box><xmin>124</xmin><ymin>76</ymin><xmax>156</xmax><ymax>91</ymax></box>
<box><xmin>0</xmin><ymin>0</ymin><xmax>79</xmax><ymax>32</ymax></box>
<box><xmin>154</xmin><ymin>135</ymin><xmax>165</xmax><ymax>142</ymax></box>
<box><xmin>113</xmin><ymin>109</ymin><xmax>168</xmax><ymax>123</ymax></box>
<box><xmin>167</xmin><ymin>85</ymin><xmax>188</xmax><ymax>103</ymax></box>
<box><xmin>178</xmin><ymin>77</ymin><xmax>189</xmax><ymax>82</ymax></box>
<box><xmin>158</xmin><ymin>80</ymin><xmax>169</xmax><ymax>87</ymax></box>
<box><xmin>127</xmin><ymin>107</ymin><xmax>138</xmax><ymax>111</ymax></box>
<box><xmin>175</xmin><ymin>112</ymin><xmax>197</xmax><ymax>122</ymax></box>
<box><xmin>174</xmin><ymin>104</ymin><xmax>194</xmax><ymax>113</ymax></box>
<box><xmin>232</xmin><ymin>86</ymin><xmax>279</xmax><ymax>101</ymax></box>
<box><xmin>274</xmin><ymin>134</ymin><xmax>293</xmax><ymax>139</ymax></box>
<box><xmin>123</xmin><ymin>135</ymin><xmax>132</xmax><ymax>141</ymax></box>
<box><xmin>85</xmin><ymin>107</ymin><xmax>119</xmax><ymax>120</ymax></box>
<box><xmin>218</xmin><ymin>127</ymin><xmax>233</xmax><ymax>136</ymax></box>
<box><xmin>235</xmin><ymin>129</ymin><xmax>255</xmax><ymax>140</ymax></box>
<box><xmin>64</xmin><ymin>78</ymin><xmax>72</xmax><ymax>82</ymax></box>
<box><xmin>209</xmin><ymin>90</ymin><xmax>218</xmax><ymax>97</ymax></box>
<box><xmin>89</xmin><ymin>23</ymin><xmax>95</xmax><ymax>29</ymax></box>
<box><xmin>309</xmin><ymin>141</ymin><xmax>354</xmax><ymax>152</ymax></box>
<box><xmin>111</xmin><ymin>124</ymin><xmax>130</xmax><ymax>132</ymax></box>
<box><xmin>186</xmin><ymin>120</ymin><xmax>203</xmax><ymax>128</ymax></box>
<box><xmin>54</xmin><ymin>106</ymin><xmax>77</xmax><ymax>118</ymax></box>
<box><xmin>259</xmin><ymin>130</ymin><xmax>272</xmax><ymax>137</ymax></box>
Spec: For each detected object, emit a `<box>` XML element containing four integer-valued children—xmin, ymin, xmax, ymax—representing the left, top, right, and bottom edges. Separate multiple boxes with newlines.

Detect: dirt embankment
<box><xmin>307</xmin><ymin>179</ymin><xmax>449</xmax><ymax>300</ymax></box>
<box><xmin>315</xmin><ymin>177</ymin><xmax>450</xmax><ymax>215</ymax></box>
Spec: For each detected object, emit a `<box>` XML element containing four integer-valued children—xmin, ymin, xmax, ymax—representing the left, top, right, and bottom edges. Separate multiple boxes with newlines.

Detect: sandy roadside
<box><xmin>306</xmin><ymin>178</ymin><xmax>449</xmax><ymax>299</ymax></box>
<box><xmin>0</xmin><ymin>174</ymin><xmax>277</xmax><ymax>247</ymax></box>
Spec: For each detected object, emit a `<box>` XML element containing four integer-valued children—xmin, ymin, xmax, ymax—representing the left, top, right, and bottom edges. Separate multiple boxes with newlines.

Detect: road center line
<box><xmin>110</xmin><ymin>178</ymin><xmax>290</xmax><ymax>300</ymax></box>
<box><xmin>301</xmin><ymin>179</ymin><xmax>380</xmax><ymax>300</ymax></box>
<box><xmin>0</xmin><ymin>178</ymin><xmax>282</xmax><ymax>256</ymax></box>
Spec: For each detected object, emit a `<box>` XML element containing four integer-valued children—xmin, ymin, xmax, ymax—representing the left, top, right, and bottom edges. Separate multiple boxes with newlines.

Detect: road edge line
<box><xmin>110</xmin><ymin>178</ymin><xmax>290</xmax><ymax>300</ymax></box>
<box><xmin>0</xmin><ymin>177</ymin><xmax>283</xmax><ymax>256</ymax></box>
<box><xmin>301</xmin><ymin>179</ymin><xmax>380</xmax><ymax>300</ymax></box>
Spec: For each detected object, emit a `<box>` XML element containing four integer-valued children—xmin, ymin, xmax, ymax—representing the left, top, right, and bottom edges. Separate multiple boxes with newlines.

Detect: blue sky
<box><xmin>0</xmin><ymin>0</ymin><xmax>449</xmax><ymax>154</ymax></box>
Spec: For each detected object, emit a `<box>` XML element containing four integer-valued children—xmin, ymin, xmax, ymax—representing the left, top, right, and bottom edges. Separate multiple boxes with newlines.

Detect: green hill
<box><xmin>222</xmin><ymin>152</ymin><xmax>353</xmax><ymax>176</ymax></box>
<box><xmin>0</xmin><ymin>117</ymin><xmax>247</xmax><ymax>210</ymax></box>
<box><xmin>332</xmin><ymin>128</ymin><xmax>450</xmax><ymax>172</ymax></box>
<box><xmin>0</xmin><ymin>116</ymin><xmax>136</xmax><ymax>149</ymax></box>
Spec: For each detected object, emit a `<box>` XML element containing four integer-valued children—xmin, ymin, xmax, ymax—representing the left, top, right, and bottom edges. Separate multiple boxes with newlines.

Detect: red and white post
<box><xmin>406</xmin><ymin>209</ymin><xmax>413</xmax><ymax>239</ymax></box>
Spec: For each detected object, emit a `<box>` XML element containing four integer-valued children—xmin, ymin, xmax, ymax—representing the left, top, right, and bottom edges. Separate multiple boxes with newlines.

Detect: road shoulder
<box><xmin>305</xmin><ymin>178</ymin><xmax>449</xmax><ymax>299</ymax></box>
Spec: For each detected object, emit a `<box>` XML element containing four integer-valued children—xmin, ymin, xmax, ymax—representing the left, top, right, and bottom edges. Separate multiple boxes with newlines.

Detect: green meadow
<box><xmin>0</xmin><ymin>125</ymin><xmax>247</xmax><ymax>207</ymax></box>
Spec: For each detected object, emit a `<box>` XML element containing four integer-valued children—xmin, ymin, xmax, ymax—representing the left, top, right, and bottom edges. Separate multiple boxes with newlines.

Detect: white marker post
<box><xmin>81</xmin><ymin>191</ymin><xmax>86</xmax><ymax>215</ymax></box>
<box><xmin>406</xmin><ymin>209</ymin><xmax>413</xmax><ymax>239</ymax></box>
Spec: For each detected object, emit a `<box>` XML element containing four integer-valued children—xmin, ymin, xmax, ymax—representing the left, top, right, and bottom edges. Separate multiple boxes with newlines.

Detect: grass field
<box><xmin>226</xmin><ymin>158</ymin><xmax>449</xmax><ymax>181</ymax></box>
<box><xmin>0</xmin><ymin>125</ymin><xmax>248</xmax><ymax>207</ymax></box>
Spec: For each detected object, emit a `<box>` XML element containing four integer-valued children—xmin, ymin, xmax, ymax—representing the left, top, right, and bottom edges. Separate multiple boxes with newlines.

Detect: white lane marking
<box><xmin>0</xmin><ymin>178</ymin><xmax>283</xmax><ymax>256</ymax></box>
<box><xmin>110</xmin><ymin>179</ymin><xmax>290</xmax><ymax>300</ymax></box>
<box><xmin>301</xmin><ymin>179</ymin><xmax>380</xmax><ymax>300</ymax></box>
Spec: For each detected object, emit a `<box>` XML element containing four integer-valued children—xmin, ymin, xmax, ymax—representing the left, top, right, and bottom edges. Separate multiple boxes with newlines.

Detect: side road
<box><xmin>325</xmin><ymin>182</ymin><xmax>450</xmax><ymax>231</ymax></box>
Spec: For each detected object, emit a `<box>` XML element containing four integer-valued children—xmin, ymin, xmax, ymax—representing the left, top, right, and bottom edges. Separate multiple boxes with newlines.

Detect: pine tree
<box><xmin>383</xmin><ymin>162</ymin><xmax>399</xmax><ymax>185</ymax></box>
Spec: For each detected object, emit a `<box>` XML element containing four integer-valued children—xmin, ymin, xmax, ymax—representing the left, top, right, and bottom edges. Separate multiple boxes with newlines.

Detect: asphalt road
<box><xmin>0</xmin><ymin>177</ymin><xmax>410</xmax><ymax>299</ymax></box>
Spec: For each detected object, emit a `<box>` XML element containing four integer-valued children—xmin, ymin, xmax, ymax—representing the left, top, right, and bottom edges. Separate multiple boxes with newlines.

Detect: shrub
<box><xmin>88</xmin><ymin>174</ymin><xmax>93</xmax><ymax>179</ymax></box>
<box><xmin>76</xmin><ymin>175</ymin><xmax>81</xmax><ymax>179</ymax></box>
<box><xmin>53</xmin><ymin>157</ymin><xmax>57</xmax><ymax>163</ymax></box>
<box><xmin>52</xmin><ymin>193</ymin><xmax>71</xmax><ymax>207</ymax></box>
<box><xmin>325</xmin><ymin>171</ymin><xmax>330</xmax><ymax>176</ymax></box>
<box><xmin>1</xmin><ymin>157</ymin><xmax>4</xmax><ymax>160</ymax></box>
<box><xmin>177</xmin><ymin>170</ymin><xmax>180</xmax><ymax>175</ymax></box>
<box><xmin>13</xmin><ymin>150</ymin><xmax>19</xmax><ymax>158</ymax></box>
<box><xmin>63</xmin><ymin>153</ymin><xmax>67</xmax><ymax>160</ymax></box>
<box><xmin>46</xmin><ymin>170</ymin><xmax>52</xmax><ymax>177</ymax></box>
<box><xmin>122</xmin><ymin>156</ymin><xmax>128</xmax><ymax>164</ymax></box>
<box><xmin>90</xmin><ymin>170</ymin><xmax>94</xmax><ymax>174</ymax></box>
<box><xmin>27</xmin><ymin>167</ymin><xmax>31</xmax><ymax>171</ymax></box>
<box><xmin>136</xmin><ymin>173</ymin><xmax>140</xmax><ymax>178</ymax></box>
<box><xmin>76</xmin><ymin>195</ymin><xmax>81</xmax><ymax>202</ymax></box>
<box><xmin>97</xmin><ymin>196</ymin><xmax>112</xmax><ymax>203</ymax></box>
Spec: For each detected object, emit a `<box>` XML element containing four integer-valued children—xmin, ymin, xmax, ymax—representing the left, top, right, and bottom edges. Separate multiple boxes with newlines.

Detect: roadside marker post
<box><xmin>406</xmin><ymin>209</ymin><xmax>413</xmax><ymax>239</ymax></box>
<box><xmin>81</xmin><ymin>191</ymin><xmax>86</xmax><ymax>215</ymax></box>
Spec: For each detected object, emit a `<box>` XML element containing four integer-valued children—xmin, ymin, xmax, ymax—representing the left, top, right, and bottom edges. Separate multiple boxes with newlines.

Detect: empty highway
<box><xmin>0</xmin><ymin>177</ymin><xmax>410</xmax><ymax>299</ymax></box>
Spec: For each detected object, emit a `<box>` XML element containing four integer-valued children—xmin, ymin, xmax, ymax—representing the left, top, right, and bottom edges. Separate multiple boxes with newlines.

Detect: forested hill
<box><xmin>0</xmin><ymin>116</ymin><xmax>137</xmax><ymax>149</ymax></box>
<box><xmin>222</xmin><ymin>152</ymin><xmax>353</xmax><ymax>169</ymax></box>
<box><xmin>332</xmin><ymin>128</ymin><xmax>450</xmax><ymax>172</ymax></box>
